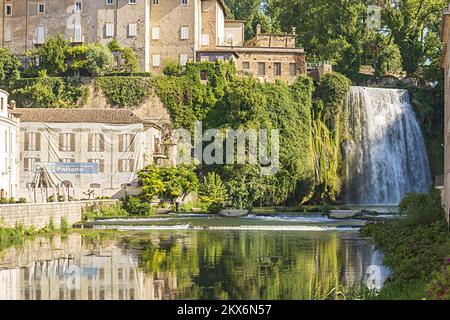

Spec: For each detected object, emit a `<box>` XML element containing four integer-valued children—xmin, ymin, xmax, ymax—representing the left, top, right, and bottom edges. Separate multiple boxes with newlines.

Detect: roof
<box><xmin>16</xmin><ymin>108</ymin><xmax>144</xmax><ymax>124</ymax></box>
<box><xmin>0</xmin><ymin>89</ymin><xmax>9</xmax><ymax>96</ymax></box>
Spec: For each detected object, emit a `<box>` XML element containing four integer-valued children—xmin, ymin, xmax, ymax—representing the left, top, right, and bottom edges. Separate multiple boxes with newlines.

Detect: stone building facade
<box><xmin>441</xmin><ymin>6</ymin><xmax>450</xmax><ymax>223</ymax></box>
<box><xmin>0</xmin><ymin>89</ymin><xmax>20</xmax><ymax>199</ymax></box>
<box><xmin>0</xmin><ymin>0</ymin><xmax>307</xmax><ymax>83</ymax></box>
<box><xmin>15</xmin><ymin>108</ymin><xmax>167</xmax><ymax>202</ymax></box>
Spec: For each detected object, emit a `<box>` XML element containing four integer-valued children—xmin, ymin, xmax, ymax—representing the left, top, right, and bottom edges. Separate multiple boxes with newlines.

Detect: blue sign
<box><xmin>35</xmin><ymin>162</ymin><xmax>99</xmax><ymax>174</ymax></box>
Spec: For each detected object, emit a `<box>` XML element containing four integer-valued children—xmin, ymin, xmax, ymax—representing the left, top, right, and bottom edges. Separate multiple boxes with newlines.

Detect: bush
<box><xmin>427</xmin><ymin>257</ymin><xmax>450</xmax><ymax>300</ymax></box>
<box><xmin>199</xmin><ymin>172</ymin><xmax>228</xmax><ymax>213</ymax></box>
<box><xmin>399</xmin><ymin>190</ymin><xmax>444</xmax><ymax>225</ymax></box>
<box><xmin>124</xmin><ymin>197</ymin><xmax>155</xmax><ymax>216</ymax></box>
<box><xmin>0</xmin><ymin>48</ymin><xmax>22</xmax><ymax>85</ymax></box>
<box><xmin>83</xmin><ymin>44</ymin><xmax>114</xmax><ymax>76</ymax></box>
<box><xmin>60</xmin><ymin>217</ymin><xmax>70</xmax><ymax>234</ymax></box>
<box><xmin>163</xmin><ymin>60</ymin><xmax>184</xmax><ymax>76</ymax></box>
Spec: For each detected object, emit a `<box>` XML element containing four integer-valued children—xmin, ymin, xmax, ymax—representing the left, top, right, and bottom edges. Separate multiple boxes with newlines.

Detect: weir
<box><xmin>343</xmin><ymin>87</ymin><xmax>431</xmax><ymax>205</ymax></box>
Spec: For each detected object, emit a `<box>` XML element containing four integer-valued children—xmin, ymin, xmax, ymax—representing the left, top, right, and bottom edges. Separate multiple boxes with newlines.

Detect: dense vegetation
<box><xmin>226</xmin><ymin>0</ymin><xmax>446</xmax><ymax>83</ymax></box>
<box><xmin>361</xmin><ymin>191</ymin><xmax>450</xmax><ymax>299</ymax></box>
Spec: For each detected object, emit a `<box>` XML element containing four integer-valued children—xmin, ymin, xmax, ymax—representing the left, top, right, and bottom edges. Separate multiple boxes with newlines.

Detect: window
<box><xmin>180</xmin><ymin>54</ymin><xmax>188</xmax><ymax>66</ymax></box>
<box><xmin>200</xmin><ymin>56</ymin><xmax>209</xmax><ymax>62</ymax></box>
<box><xmin>118</xmin><ymin>134</ymin><xmax>135</xmax><ymax>152</ymax></box>
<box><xmin>181</xmin><ymin>0</ymin><xmax>188</xmax><ymax>5</ymax></box>
<box><xmin>258</xmin><ymin>62</ymin><xmax>266</xmax><ymax>76</ymax></box>
<box><xmin>152</xmin><ymin>27</ymin><xmax>160</xmax><ymax>40</ymax></box>
<box><xmin>5</xmin><ymin>4</ymin><xmax>12</xmax><ymax>16</ymax></box>
<box><xmin>201</xmin><ymin>1</ymin><xmax>209</xmax><ymax>11</ymax></box>
<box><xmin>129</xmin><ymin>0</ymin><xmax>136</xmax><ymax>4</ymax></box>
<box><xmin>25</xmin><ymin>132</ymin><xmax>41</xmax><ymax>152</ymax></box>
<box><xmin>74</xmin><ymin>24</ymin><xmax>82</xmax><ymax>42</ymax></box>
<box><xmin>36</xmin><ymin>26</ymin><xmax>46</xmax><ymax>44</ymax></box>
<box><xmin>74</xmin><ymin>2</ymin><xmax>82</xmax><ymax>13</ymax></box>
<box><xmin>274</xmin><ymin>62</ymin><xmax>282</xmax><ymax>76</ymax></box>
<box><xmin>59</xmin><ymin>133</ymin><xmax>75</xmax><ymax>152</ymax></box>
<box><xmin>180</xmin><ymin>26</ymin><xmax>189</xmax><ymax>40</ymax></box>
<box><xmin>201</xmin><ymin>34</ymin><xmax>209</xmax><ymax>46</ymax></box>
<box><xmin>153</xmin><ymin>0</ymin><xmax>159</xmax><ymax>4</ymax></box>
<box><xmin>242</xmin><ymin>62</ymin><xmax>250</xmax><ymax>70</ymax></box>
<box><xmin>105</xmin><ymin>24</ymin><xmax>114</xmax><ymax>37</ymax></box>
<box><xmin>62</xmin><ymin>158</ymin><xmax>75</xmax><ymax>163</ymax></box>
<box><xmin>88</xmin><ymin>159</ymin><xmax>105</xmax><ymax>173</ymax></box>
<box><xmin>24</xmin><ymin>158</ymin><xmax>40</xmax><ymax>172</ymax></box>
<box><xmin>290</xmin><ymin>63</ymin><xmax>297</xmax><ymax>76</ymax></box>
<box><xmin>152</xmin><ymin>54</ymin><xmax>160</xmax><ymax>67</ymax></box>
<box><xmin>90</xmin><ymin>183</ymin><xmax>101</xmax><ymax>189</ymax></box>
<box><xmin>128</xmin><ymin>23</ymin><xmax>137</xmax><ymax>37</ymax></box>
<box><xmin>106</xmin><ymin>0</ymin><xmax>114</xmax><ymax>5</ymax></box>
<box><xmin>118</xmin><ymin>159</ymin><xmax>134</xmax><ymax>172</ymax></box>
<box><xmin>89</xmin><ymin>133</ymin><xmax>104</xmax><ymax>152</ymax></box>
<box><xmin>38</xmin><ymin>3</ymin><xmax>45</xmax><ymax>14</ymax></box>
<box><xmin>4</xmin><ymin>28</ymin><xmax>11</xmax><ymax>42</ymax></box>
<box><xmin>0</xmin><ymin>97</ymin><xmax>3</xmax><ymax>110</ymax></box>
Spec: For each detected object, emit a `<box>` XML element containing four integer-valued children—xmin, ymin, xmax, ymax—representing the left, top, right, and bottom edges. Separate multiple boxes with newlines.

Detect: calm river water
<box><xmin>0</xmin><ymin>217</ymin><xmax>391</xmax><ymax>300</ymax></box>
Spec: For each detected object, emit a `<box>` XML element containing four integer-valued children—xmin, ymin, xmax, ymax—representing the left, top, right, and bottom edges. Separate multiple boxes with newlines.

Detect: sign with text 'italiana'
<box><xmin>34</xmin><ymin>162</ymin><xmax>99</xmax><ymax>174</ymax></box>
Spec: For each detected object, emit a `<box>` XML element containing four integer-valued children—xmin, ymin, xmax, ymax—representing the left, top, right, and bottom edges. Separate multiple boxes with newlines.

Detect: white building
<box><xmin>0</xmin><ymin>90</ymin><xmax>20</xmax><ymax>199</ymax></box>
<box><xmin>16</xmin><ymin>108</ymin><xmax>167</xmax><ymax>202</ymax></box>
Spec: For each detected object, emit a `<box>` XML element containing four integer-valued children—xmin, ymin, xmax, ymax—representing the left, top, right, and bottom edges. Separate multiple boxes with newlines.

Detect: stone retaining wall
<box><xmin>0</xmin><ymin>200</ymin><xmax>119</xmax><ymax>229</ymax></box>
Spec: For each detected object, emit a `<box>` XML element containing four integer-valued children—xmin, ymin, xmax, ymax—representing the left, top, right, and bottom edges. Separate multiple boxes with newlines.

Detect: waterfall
<box><xmin>343</xmin><ymin>87</ymin><xmax>431</xmax><ymax>205</ymax></box>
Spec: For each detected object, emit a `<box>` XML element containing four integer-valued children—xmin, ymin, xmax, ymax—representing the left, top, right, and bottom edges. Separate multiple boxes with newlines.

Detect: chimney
<box><xmin>256</xmin><ymin>24</ymin><xmax>261</xmax><ymax>35</ymax></box>
<box><xmin>291</xmin><ymin>27</ymin><xmax>296</xmax><ymax>36</ymax></box>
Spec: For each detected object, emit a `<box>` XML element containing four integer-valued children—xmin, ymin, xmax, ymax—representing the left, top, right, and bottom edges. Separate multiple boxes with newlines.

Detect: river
<box><xmin>0</xmin><ymin>214</ymin><xmax>391</xmax><ymax>300</ymax></box>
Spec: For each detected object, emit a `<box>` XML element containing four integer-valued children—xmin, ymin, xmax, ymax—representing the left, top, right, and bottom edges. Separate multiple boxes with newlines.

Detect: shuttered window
<box><xmin>118</xmin><ymin>159</ymin><xmax>134</xmax><ymax>172</ymax></box>
<box><xmin>36</xmin><ymin>26</ymin><xmax>46</xmax><ymax>44</ymax></box>
<box><xmin>25</xmin><ymin>132</ymin><xmax>41</xmax><ymax>151</ymax></box>
<box><xmin>152</xmin><ymin>54</ymin><xmax>160</xmax><ymax>67</ymax></box>
<box><xmin>180</xmin><ymin>26</ymin><xmax>189</xmax><ymax>40</ymax></box>
<box><xmin>88</xmin><ymin>133</ymin><xmax>104</xmax><ymax>152</ymax></box>
<box><xmin>128</xmin><ymin>23</ymin><xmax>137</xmax><ymax>37</ymax></box>
<box><xmin>118</xmin><ymin>134</ymin><xmax>135</xmax><ymax>152</ymax></box>
<box><xmin>88</xmin><ymin>159</ymin><xmax>105</xmax><ymax>173</ymax></box>
<box><xmin>180</xmin><ymin>54</ymin><xmax>188</xmax><ymax>66</ymax></box>
<box><xmin>74</xmin><ymin>24</ymin><xmax>82</xmax><ymax>42</ymax></box>
<box><xmin>105</xmin><ymin>24</ymin><xmax>114</xmax><ymax>37</ymax></box>
<box><xmin>152</xmin><ymin>27</ymin><xmax>160</xmax><ymax>40</ymax></box>
<box><xmin>24</xmin><ymin>158</ymin><xmax>40</xmax><ymax>172</ymax></box>
<box><xmin>59</xmin><ymin>133</ymin><xmax>75</xmax><ymax>152</ymax></box>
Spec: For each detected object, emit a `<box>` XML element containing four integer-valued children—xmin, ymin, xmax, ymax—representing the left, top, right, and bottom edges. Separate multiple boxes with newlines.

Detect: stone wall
<box><xmin>0</xmin><ymin>199</ymin><xmax>118</xmax><ymax>229</ymax></box>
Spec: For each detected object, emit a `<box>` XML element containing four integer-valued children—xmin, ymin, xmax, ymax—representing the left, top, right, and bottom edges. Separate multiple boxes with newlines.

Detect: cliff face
<box><xmin>82</xmin><ymin>82</ymin><xmax>172</xmax><ymax>129</ymax></box>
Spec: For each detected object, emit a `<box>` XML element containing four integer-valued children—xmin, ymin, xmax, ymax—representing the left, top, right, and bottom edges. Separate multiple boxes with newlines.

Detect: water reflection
<box><xmin>0</xmin><ymin>231</ymin><xmax>389</xmax><ymax>300</ymax></box>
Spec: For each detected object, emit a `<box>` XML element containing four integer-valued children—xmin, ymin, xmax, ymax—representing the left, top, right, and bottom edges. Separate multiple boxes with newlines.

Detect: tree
<box><xmin>37</xmin><ymin>34</ymin><xmax>70</xmax><ymax>75</ymax></box>
<box><xmin>0</xmin><ymin>48</ymin><xmax>21</xmax><ymax>85</ymax></box>
<box><xmin>199</xmin><ymin>172</ymin><xmax>229</xmax><ymax>212</ymax></box>
<box><xmin>374</xmin><ymin>43</ymin><xmax>403</xmax><ymax>77</ymax></box>
<box><xmin>107</xmin><ymin>39</ymin><xmax>140</xmax><ymax>73</ymax></box>
<box><xmin>83</xmin><ymin>44</ymin><xmax>114</xmax><ymax>76</ymax></box>
<box><xmin>137</xmin><ymin>164</ymin><xmax>198</xmax><ymax>204</ymax></box>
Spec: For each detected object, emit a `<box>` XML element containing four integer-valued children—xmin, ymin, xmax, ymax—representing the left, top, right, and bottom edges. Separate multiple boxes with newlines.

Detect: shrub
<box><xmin>83</xmin><ymin>44</ymin><xmax>114</xmax><ymax>76</ymax></box>
<box><xmin>427</xmin><ymin>257</ymin><xmax>450</xmax><ymax>300</ymax></box>
<box><xmin>0</xmin><ymin>48</ymin><xmax>22</xmax><ymax>85</ymax></box>
<box><xmin>124</xmin><ymin>197</ymin><xmax>155</xmax><ymax>216</ymax></box>
<box><xmin>36</xmin><ymin>34</ymin><xmax>70</xmax><ymax>76</ymax></box>
<box><xmin>399</xmin><ymin>190</ymin><xmax>444</xmax><ymax>225</ymax></box>
<box><xmin>163</xmin><ymin>60</ymin><xmax>184</xmax><ymax>76</ymax></box>
<box><xmin>199</xmin><ymin>172</ymin><xmax>228</xmax><ymax>213</ymax></box>
<box><xmin>60</xmin><ymin>217</ymin><xmax>70</xmax><ymax>234</ymax></box>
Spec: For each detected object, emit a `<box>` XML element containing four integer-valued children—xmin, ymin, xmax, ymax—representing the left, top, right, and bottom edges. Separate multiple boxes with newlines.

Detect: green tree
<box><xmin>37</xmin><ymin>34</ymin><xmax>70</xmax><ymax>75</ymax></box>
<box><xmin>374</xmin><ymin>42</ymin><xmax>403</xmax><ymax>77</ymax></box>
<box><xmin>83</xmin><ymin>44</ymin><xmax>114</xmax><ymax>76</ymax></box>
<box><xmin>0</xmin><ymin>48</ymin><xmax>21</xmax><ymax>85</ymax></box>
<box><xmin>199</xmin><ymin>172</ymin><xmax>229</xmax><ymax>212</ymax></box>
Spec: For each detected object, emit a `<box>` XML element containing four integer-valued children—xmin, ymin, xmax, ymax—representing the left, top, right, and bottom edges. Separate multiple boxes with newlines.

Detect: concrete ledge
<box><xmin>328</xmin><ymin>210</ymin><xmax>361</xmax><ymax>219</ymax></box>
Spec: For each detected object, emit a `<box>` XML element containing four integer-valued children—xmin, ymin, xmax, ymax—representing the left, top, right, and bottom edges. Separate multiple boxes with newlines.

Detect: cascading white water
<box><xmin>343</xmin><ymin>87</ymin><xmax>431</xmax><ymax>205</ymax></box>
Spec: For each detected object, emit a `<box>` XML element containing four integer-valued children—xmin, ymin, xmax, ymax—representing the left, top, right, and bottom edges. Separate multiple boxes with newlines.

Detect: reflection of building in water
<box><xmin>0</xmin><ymin>234</ymin><xmax>179</xmax><ymax>300</ymax></box>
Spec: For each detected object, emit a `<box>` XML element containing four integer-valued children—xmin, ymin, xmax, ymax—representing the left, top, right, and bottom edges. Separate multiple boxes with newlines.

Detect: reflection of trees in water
<box><xmin>127</xmin><ymin>231</ymin><xmax>372</xmax><ymax>300</ymax></box>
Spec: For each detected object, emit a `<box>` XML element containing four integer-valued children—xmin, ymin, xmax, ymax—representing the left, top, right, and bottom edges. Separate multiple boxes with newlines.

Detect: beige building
<box><xmin>0</xmin><ymin>0</ymin><xmax>307</xmax><ymax>83</ymax></box>
<box><xmin>0</xmin><ymin>90</ymin><xmax>20</xmax><ymax>200</ymax></box>
<box><xmin>441</xmin><ymin>6</ymin><xmax>450</xmax><ymax>223</ymax></box>
<box><xmin>15</xmin><ymin>108</ymin><xmax>168</xmax><ymax>202</ymax></box>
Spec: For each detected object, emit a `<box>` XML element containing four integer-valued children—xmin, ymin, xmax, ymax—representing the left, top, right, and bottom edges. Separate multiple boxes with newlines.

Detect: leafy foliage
<box><xmin>83</xmin><ymin>44</ymin><xmax>115</xmax><ymax>76</ymax></box>
<box><xmin>0</xmin><ymin>48</ymin><xmax>22</xmax><ymax>86</ymax></box>
<box><xmin>138</xmin><ymin>164</ymin><xmax>199</xmax><ymax>204</ymax></box>
<box><xmin>96</xmin><ymin>76</ymin><xmax>152</xmax><ymax>107</ymax></box>
<box><xmin>123</xmin><ymin>196</ymin><xmax>156</xmax><ymax>216</ymax></box>
<box><xmin>198</xmin><ymin>172</ymin><xmax>229</xmax><ymax>212</ymax></box>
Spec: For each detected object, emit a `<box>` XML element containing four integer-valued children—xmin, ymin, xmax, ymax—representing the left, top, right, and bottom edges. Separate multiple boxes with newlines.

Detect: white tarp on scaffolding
<box><xmin>19</xmin><ymin>122</ymin><xmax>144</xmax><ymax>202</ymax></box>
